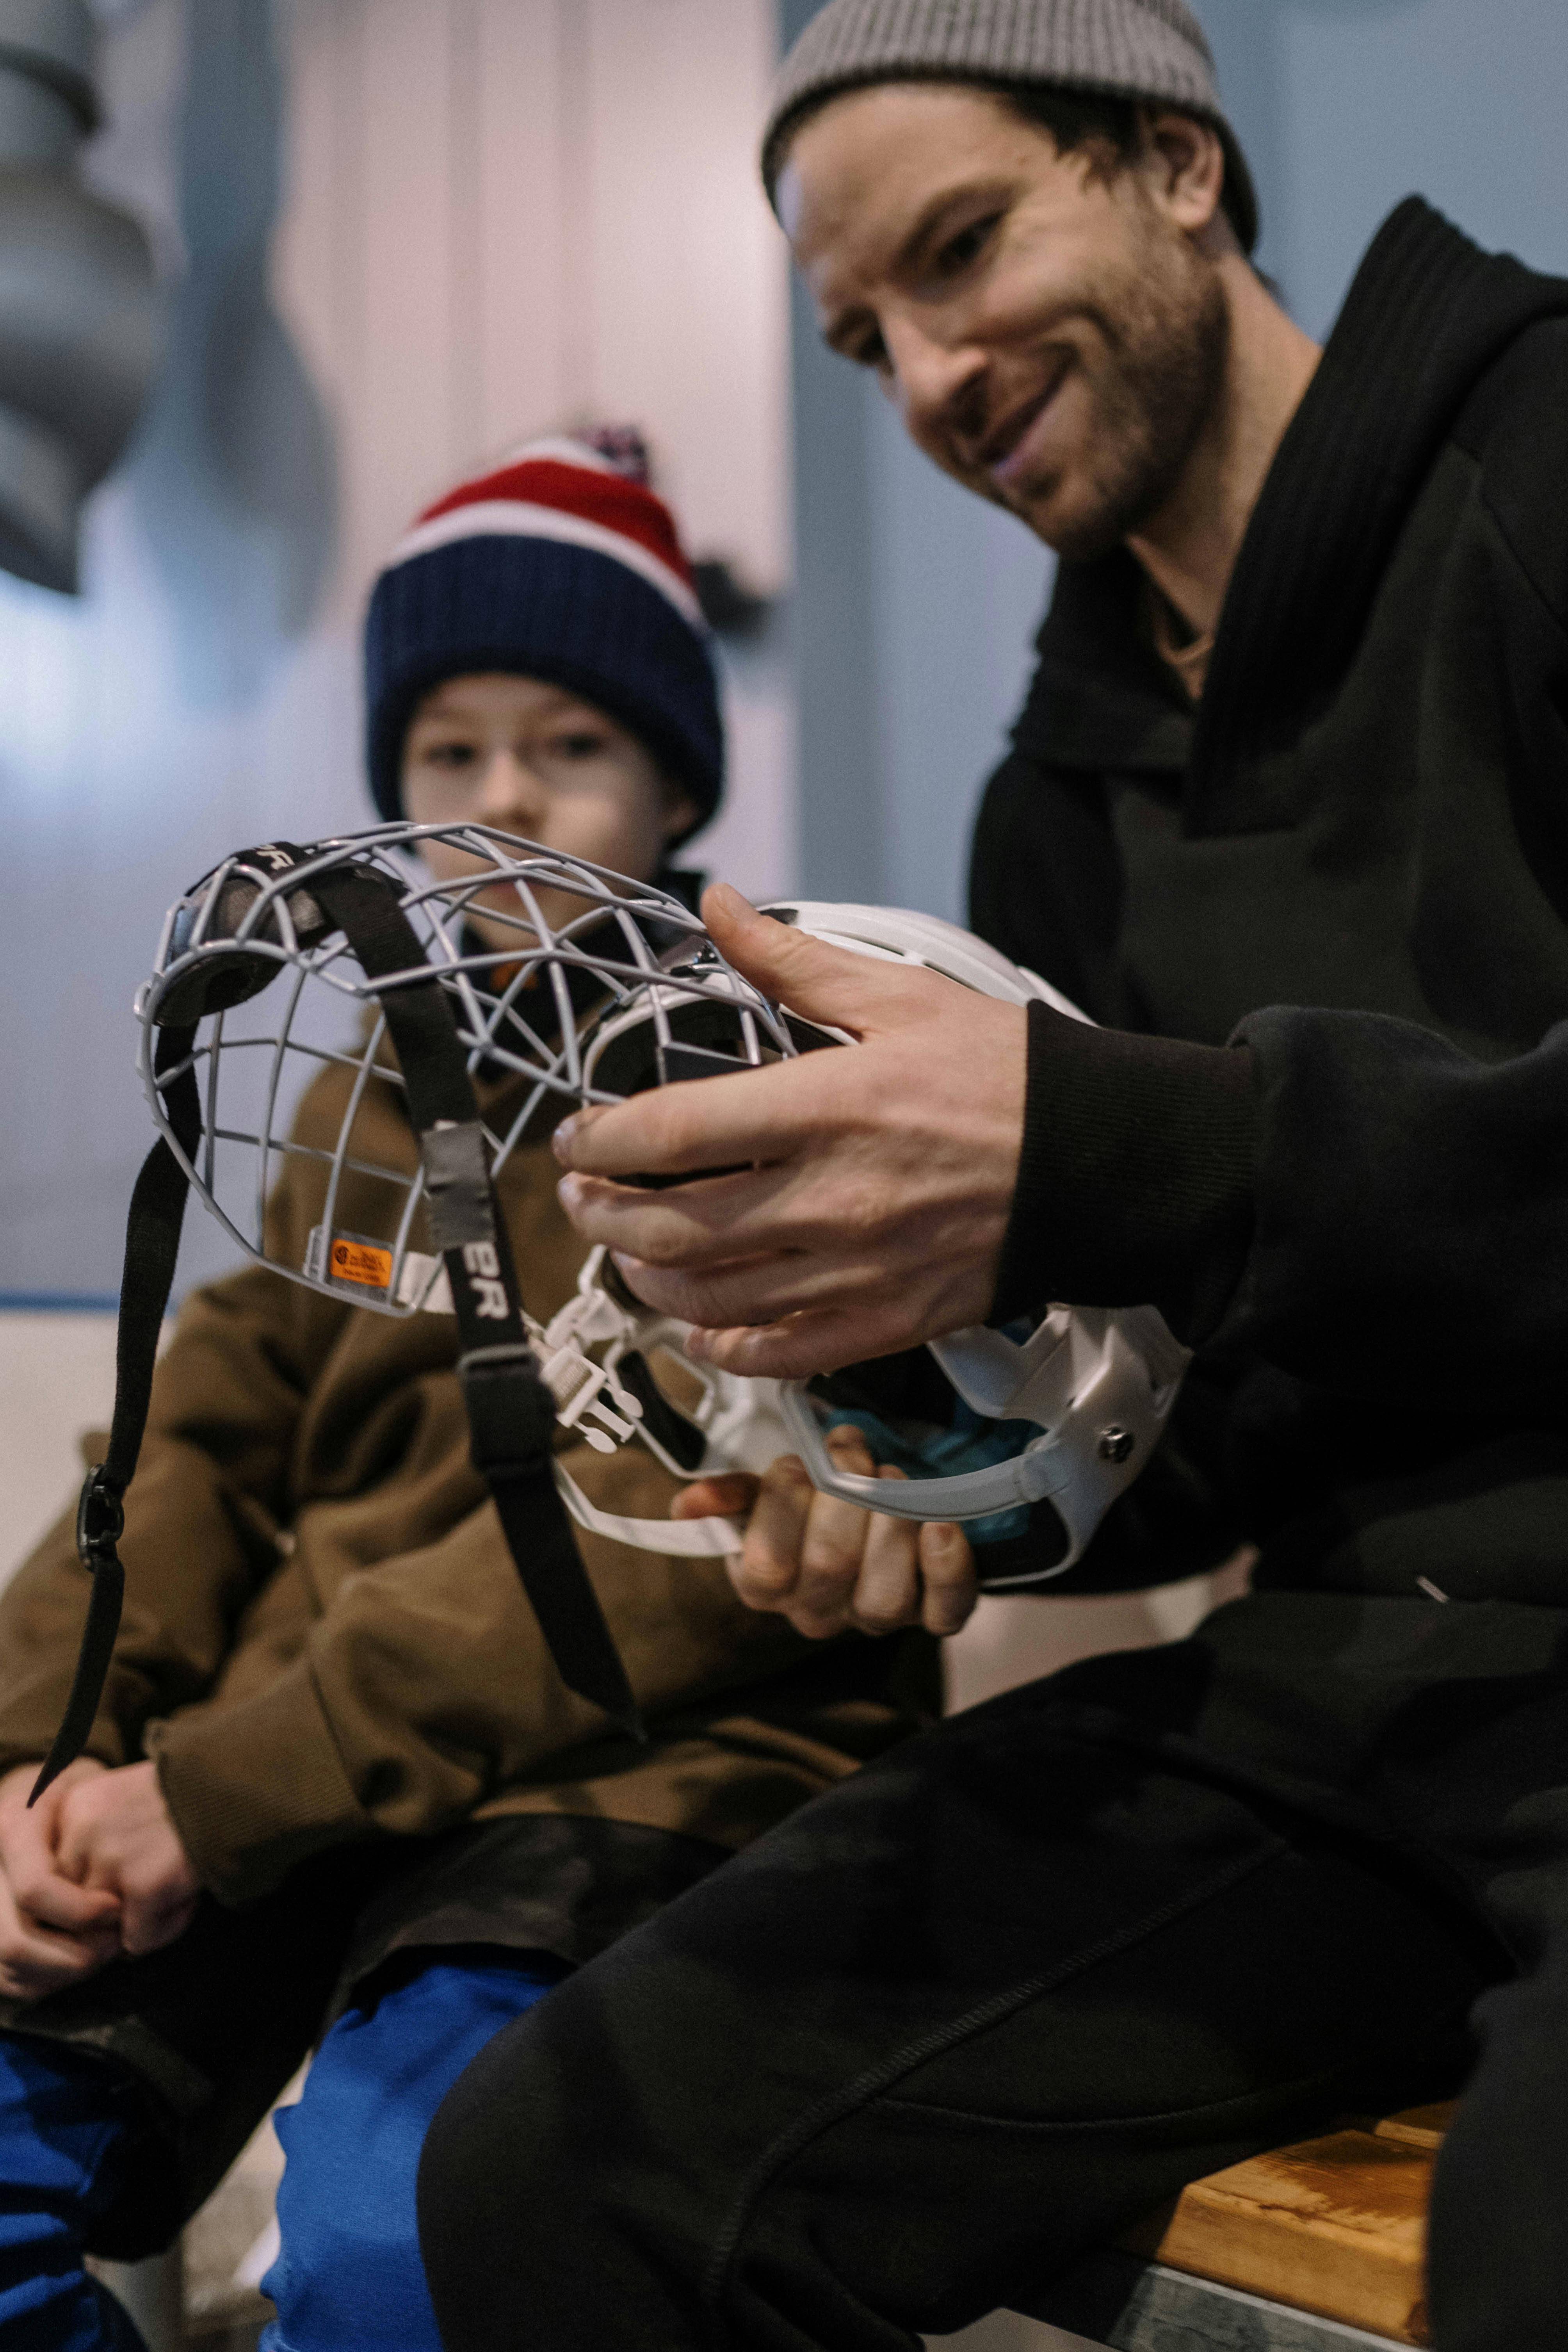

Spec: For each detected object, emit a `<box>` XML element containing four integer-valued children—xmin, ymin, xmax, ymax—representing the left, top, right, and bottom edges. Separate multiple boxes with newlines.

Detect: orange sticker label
<box><xmin>328</xmin><ymin>1237</ymin><xmax>393</xmax><ymax>1291</ymax></box>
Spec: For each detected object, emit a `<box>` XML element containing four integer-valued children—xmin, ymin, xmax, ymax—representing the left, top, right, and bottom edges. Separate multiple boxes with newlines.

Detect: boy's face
<box><xmin>401</xmin><ymin>673</ymin><xmax>696</xmax><ymax>951</ymax></box>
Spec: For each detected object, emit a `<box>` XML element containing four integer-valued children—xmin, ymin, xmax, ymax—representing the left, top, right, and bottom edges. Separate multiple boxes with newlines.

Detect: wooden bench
<box><xmin>1010</xmin><ymin>2101</ymin><xmax>1453</xmax><ymax>2351</ymax></box>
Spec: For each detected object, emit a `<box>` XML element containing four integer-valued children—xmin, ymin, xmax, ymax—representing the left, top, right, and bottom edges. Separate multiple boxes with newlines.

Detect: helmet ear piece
<box><xmin>155</xmin><ymin>863</ymin><xmax>335</xmax><ymax>1027</ymax></box>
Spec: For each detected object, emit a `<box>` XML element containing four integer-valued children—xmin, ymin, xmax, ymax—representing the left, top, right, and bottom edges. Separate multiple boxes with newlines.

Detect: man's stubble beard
<box><xmin>1022</xmin><ymin>222</ymin><xmax>1230</xmax><ymax>565</ymax></box>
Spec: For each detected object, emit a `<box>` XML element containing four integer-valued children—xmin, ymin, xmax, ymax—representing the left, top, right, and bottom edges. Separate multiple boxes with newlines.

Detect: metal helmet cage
<box><xmin>141</xmin><ymin>824</ymin><xmax>791</xmax><ymax>1311</ymax></box>
<box><xmin>137</xmin><ymin>825</ymin><xmax>814</xmax><ymax>1563</ymax></box>
<box><xmin>35</xmin><ymin>826</ymin><xmax>799</xmax><ymax>1798</ymax></box>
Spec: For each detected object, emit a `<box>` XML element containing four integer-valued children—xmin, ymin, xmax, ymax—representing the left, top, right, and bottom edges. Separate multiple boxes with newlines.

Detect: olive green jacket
<box><xmin>0</xmin><ymin>1061</ymin><xmax>933</xmax><ymax>1905</ymax></box>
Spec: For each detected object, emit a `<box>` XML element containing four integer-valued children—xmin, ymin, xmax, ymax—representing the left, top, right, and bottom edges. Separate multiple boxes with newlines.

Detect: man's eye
<box><xmin>852</xmin><ymin>328</ymin><xmax>889</xmax><ymax>372</ymax></box>
<box><xmin>937</xmin><ymin>214</ymin><xmax>999</xmax><ymax>274</ymax></box>
<box><xmin>552</xmin><ymin>732</ymin><xmax>608</xmax><ymax>760</ymax></box>
<box><xmin>422</xmin><ymin>742</ymin><xmax>476</xmax><ymax>767</ymax></box>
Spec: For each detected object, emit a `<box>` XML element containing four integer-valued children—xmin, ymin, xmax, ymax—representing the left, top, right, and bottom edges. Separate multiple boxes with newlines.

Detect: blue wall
<box><xmin>784</xmin><ymin>0</ymin><xmax>1568</xmax><ymax>922</ymax></box>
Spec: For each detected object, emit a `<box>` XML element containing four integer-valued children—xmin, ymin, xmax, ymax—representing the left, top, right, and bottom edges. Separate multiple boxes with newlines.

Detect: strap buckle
<box><xmin>457</xmin><ymin>1343</ymin><xmax>558</xmax><ymax>1478</ymax></box>
<box><xmin>75</xmin><ymin>1464</ymin><xmax>125</xmax><ymax>1568</ymax></box>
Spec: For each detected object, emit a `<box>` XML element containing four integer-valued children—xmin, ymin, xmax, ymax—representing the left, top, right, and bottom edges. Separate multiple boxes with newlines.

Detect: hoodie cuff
<box><xmin>151</xmin><ymin>1665</ymin><xmax>370</xmax><ymax>1907</ymax></box>
<box><xmin>991</xmin><ymin>1000</ymin><xmax>1259</xmax><ymax>1344</ymax></box>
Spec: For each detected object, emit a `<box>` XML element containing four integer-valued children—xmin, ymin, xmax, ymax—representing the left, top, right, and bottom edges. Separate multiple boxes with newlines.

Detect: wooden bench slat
<box><xmin>1366</xmin><ymin>2102</ymin><xmax>1454</xmax><ymax>2153</ymax></box>
<box><xmin>1120</xmin><ymin>2121</ymin><xmax>1442</xmax><ymax>2348</ymax></box>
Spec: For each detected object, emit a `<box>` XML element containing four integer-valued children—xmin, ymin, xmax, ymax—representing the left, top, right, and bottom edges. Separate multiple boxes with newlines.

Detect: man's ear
<box><xmin>1139</xmin><ymin>109</ymin><xmax>1231</xmax><ymax>247</ymax></box>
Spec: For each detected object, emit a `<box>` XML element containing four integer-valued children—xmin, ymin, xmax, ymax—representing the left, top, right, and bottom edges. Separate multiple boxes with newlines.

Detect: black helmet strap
<box><xmin>31</xmin><ymin>849</ymin><xmax>642</xmax><ymax>1806</ymax></box>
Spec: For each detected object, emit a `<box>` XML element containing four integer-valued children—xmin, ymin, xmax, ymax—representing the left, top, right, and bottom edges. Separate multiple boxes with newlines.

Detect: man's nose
<box><xmin>884</xmin><ymin>317</ymin><xmax>986</xmax><ymax>455</ymax></box>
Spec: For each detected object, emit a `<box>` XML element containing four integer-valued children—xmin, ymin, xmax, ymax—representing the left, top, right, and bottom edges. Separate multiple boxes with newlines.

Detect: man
<box><xmin>416</xmin><ymin>6</ymin><xmax>1568</xmax><ymax>2347</ymax></box>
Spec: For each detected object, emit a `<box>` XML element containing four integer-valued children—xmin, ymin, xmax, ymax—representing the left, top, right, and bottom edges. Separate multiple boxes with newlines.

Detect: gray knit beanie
<box><xmin>763</xmin><ymin>0</ymin><xmax>1258</xmax><ymax>253</ymax></box>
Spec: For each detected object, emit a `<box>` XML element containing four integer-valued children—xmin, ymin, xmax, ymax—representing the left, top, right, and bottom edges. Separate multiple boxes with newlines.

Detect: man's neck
<box><xmin>1127</xmin><ymin>256</ymin><xmax>1322</xmax><ymax>643</ymax></box>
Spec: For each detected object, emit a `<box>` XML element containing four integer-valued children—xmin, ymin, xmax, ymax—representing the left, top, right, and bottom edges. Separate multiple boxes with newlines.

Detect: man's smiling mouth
<box><xmin>979</xmin><ymin>358</ymin><xmax>1073</xmax><ymax>488</ymax></box>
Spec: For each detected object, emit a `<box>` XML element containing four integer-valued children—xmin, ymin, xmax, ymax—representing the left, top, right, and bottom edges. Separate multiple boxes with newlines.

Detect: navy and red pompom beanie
<box><xmin>363</xmin><ymin>434</ymin><xmax>723</xmax><ymax>843</ymax></box>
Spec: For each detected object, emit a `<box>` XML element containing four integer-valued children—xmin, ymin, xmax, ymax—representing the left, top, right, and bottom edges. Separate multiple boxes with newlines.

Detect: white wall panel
<box><xmin>583</xmin><ymin>0</ymin><xmax>789</xmax><ymax>591</ymax></box>
<box><xmin>474</xmin><ymin>0</ymin><xmax>570</xmax><ymax>459</ymax></box>
<box><xmin>272</xmin><ymin>0</ymin><xmax>786</xmax><ymax>611</ymax></box>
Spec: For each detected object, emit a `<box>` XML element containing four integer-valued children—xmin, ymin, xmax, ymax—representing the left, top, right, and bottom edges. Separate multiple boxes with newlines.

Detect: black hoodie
<box><xmin>968</xmin><ymin>199</ymin><xmax>1568</xmax><ymax>1603</ymax></box>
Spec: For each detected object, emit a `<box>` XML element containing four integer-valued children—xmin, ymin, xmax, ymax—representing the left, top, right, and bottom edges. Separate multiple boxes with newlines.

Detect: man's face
<box><xmin>778</xmin><ymin>85</ymin><xmax>1228</xmax><ymax>561</ymax></box>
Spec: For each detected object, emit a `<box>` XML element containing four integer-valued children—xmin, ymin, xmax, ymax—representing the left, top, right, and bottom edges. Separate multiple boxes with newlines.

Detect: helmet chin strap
<box><xmin>33</xmin><ymin>844</ymin><xmax>648</xmax><ymax>1805</ymax></box>
<box><xmin>30</xmin><ymin>1021</ymin><xmax>203</xmax><ymax>1802</ymax></box>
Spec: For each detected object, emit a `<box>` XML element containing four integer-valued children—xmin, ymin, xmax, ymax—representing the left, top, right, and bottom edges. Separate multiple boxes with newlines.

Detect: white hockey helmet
<box><xmin>748</xmin><ymin>904</ymin><xmax>1189</xmax><ymax>1584</ymax></box>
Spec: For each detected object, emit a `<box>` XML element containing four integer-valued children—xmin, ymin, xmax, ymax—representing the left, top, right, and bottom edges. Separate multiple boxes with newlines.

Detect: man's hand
<box><xmin>0</xmin><ymin>1759</ymin><xmax>123</xmax><ymax>2001</ymax></box>
<box><xmin>54</xmin><ymin>1762</ymin><xmax>199</xmax><ymax>1960</ymax></box>
<box><xmin>553</xmin><ymin>886</ymin><xmax>1026</xmax><ymax>1379</ymax></box>
<box><xmin>675</xmin><ymin>1426</ymin><xmax>979</xmax><ymax>1639</ymax></box>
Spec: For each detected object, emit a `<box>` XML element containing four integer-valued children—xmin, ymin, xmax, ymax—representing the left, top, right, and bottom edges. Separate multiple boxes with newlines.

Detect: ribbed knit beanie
<box><xmin>364</xmin><ymin>433</ymin><xmax>723</xmax><ymax>842</ymax></box>
<box><xmin>763</xmin><ymin>0</ymin><xmax>1258</xmax><ymax>255</ymax></box>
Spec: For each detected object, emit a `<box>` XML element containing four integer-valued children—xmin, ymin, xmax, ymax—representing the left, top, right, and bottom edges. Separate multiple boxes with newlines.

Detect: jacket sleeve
<box><xmin>0</xmin><ymin>1143</ymin><xmax>349</xmax><ymax>1781</ymax></box>
<box><xmin>991</xmin><ymin>992</ymin><xmax>1568</xmax><ymax>1416</ymax></box>
<box><xmin>1215</xmin><ymin>1003</ymin><xmax>1568</xmax><ymax>1406</ymax></box>
<box><xmin>149</xmin><ymin>1439</ymin><xmax>814</xmax><ymax>1906</ymax></box>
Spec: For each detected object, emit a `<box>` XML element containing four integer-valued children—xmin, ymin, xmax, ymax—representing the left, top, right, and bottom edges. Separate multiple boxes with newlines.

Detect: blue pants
<box><xmin>0</xmin><ymin>1953</ymin><xmax>559</xmax><ymax>2350</ymax></box>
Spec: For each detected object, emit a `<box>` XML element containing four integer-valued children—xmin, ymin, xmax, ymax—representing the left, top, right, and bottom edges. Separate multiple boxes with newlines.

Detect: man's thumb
<box><xmin>700</xmin><ymin>883</ymin><xmax>900</xmax><ymax>1036</ymax></box>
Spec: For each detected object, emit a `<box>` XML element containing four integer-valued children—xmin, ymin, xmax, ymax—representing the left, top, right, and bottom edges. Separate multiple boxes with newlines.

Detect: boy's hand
<box><xmin>0</xmin><ymin>1759</ymin><xmax>124</xmax><ymax>2001</ymax></box>
<box><xmin>674</xmin><ymin>1426</ymin><xmax>978</xmax><ymax>1639</ymax></box>
<box><xmin>55</xmin><ymin>1762</ymin><xmax>199</xmax><ymax>1960</ymax></box>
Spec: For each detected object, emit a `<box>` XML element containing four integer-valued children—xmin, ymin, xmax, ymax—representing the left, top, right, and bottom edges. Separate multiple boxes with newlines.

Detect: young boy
<box><xmin>0</xmin><ymin>436</ymin><xmax>947</xmax><ymax>2352</ymax></box>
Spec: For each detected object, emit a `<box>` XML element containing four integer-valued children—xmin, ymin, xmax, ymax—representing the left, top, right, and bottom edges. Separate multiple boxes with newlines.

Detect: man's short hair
<box><xmin>1003</xmin><ymin>84</ymin><xmax>1254</xmax><ymax>251</ymax></box>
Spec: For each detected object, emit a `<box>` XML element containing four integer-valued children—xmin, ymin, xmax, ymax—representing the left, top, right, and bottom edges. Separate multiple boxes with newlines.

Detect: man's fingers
<box><xmin>609</xmin><ymin>1253</ymin><xmax>856</xmax><ymax>1335</ymax></box>
<box><xmin>671</xmin><ymin>1472</ymin><xmax>758</xmax><ymax>1523</ymax></box>
<box><xmin>918</xmin><ymin>1522</ymin><xmax>979</xmax><ymax>1636</ymax></box>
<box><xmin>685</xmin><ymin>1305</ymin><xmax>919</xmax><ymax>1382</ymax></box>
<box><xmin>557</xmin><ymin>1156</ymin><xmax>803</xmax><ymax>1259</ymax></box>
<box><xmin>554</xmin><ymin>1052</ymin><xmax>826</xmax><ymax>1184</ymax></box>
<box><xmin>700</xmin><ymin>885</ymin><xmax>939</xmax><ymax>1036</ymax></box>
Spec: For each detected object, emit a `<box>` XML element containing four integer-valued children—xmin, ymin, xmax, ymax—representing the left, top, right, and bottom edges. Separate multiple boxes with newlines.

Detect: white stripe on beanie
<box><xmin>383</xmin><ymin>499</ymin><xmax>706</xmax><ymax>632</ymax></box>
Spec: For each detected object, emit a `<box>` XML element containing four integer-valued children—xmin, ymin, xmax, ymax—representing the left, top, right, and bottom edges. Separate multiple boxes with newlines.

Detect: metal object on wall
<box><xmin>128</xmin><ymin>0</ymin><xmax>337</xmax><ymax>707</ymax></box>
<box><xmin>0</xmin><ymin>0</ymin><xmax>160</xmax><ymax>591</ymax></box>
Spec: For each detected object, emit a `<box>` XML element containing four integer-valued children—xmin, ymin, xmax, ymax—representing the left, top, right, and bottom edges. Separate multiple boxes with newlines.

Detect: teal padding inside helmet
<box><xmin>815</xmin><ymin>1401</ymin><xmax>1040</xmax><ymax>1545</ymax></box>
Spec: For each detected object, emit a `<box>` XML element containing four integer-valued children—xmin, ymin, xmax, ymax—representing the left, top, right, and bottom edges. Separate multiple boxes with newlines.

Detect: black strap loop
<box><xmin>32</xmin><ymin>1026</ymin><xmax>201</xmax><ymax>1802</ymax></box>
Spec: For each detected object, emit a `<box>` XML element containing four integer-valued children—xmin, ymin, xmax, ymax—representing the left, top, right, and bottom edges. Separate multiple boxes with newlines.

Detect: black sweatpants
<box><xmin>417</xmin><ymin>1589</ymin><xmax>1568</xmax><ymax>2352</ymax></box>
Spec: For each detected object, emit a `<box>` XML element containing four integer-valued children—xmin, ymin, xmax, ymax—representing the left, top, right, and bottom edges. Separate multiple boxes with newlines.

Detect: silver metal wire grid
<box><xmin>134</xmin><ymin>823</ymin><xmax>794</xmax><ymax>1314</ymax></box>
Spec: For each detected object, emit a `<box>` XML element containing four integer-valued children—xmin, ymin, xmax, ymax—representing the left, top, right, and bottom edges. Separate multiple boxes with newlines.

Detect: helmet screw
<box><xmin>1097</xmin><ymin>1426</ymin><xmax>1135</xmax><ymax>1464</ymax></box>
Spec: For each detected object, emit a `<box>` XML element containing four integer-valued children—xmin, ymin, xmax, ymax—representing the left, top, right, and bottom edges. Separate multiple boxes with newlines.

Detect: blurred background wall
<box><xmin>0</xmin><ymin>0</ymin><xmax>790</xmax><ymax>1301</ymax></box>
<box><xmin>1</xmin><ymin>0</ymin><xmax>1565</xmax><ymax>1311</ymax></box>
